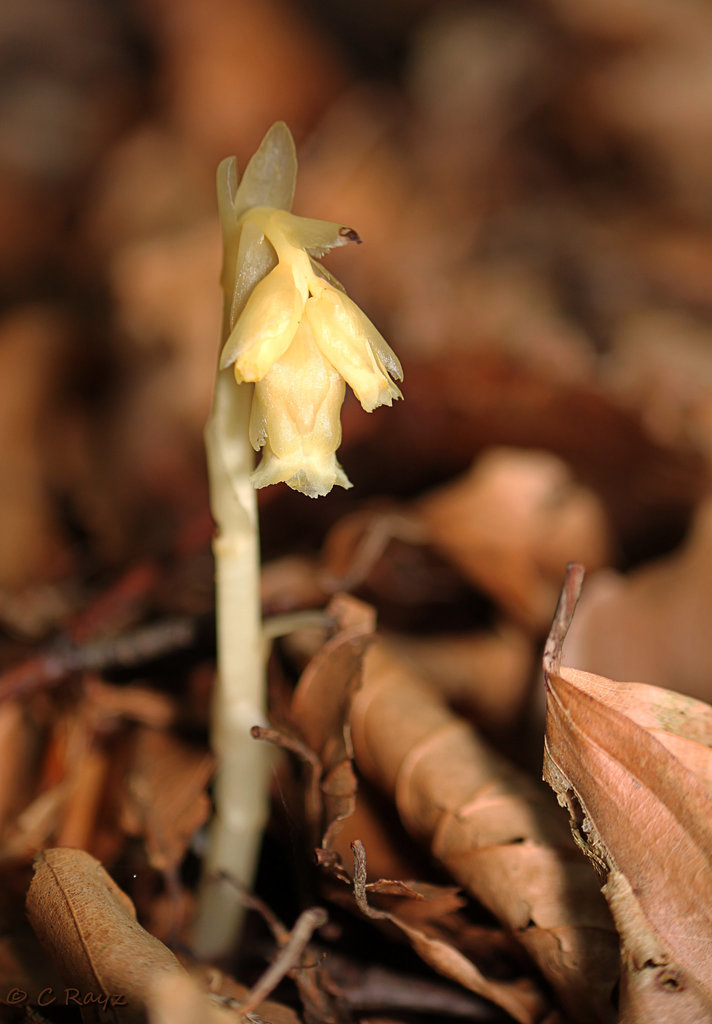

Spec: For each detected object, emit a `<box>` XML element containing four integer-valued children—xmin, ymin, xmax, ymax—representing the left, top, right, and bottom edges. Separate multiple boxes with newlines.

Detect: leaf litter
<box><xmin>544</xmin><ymin>565</ymin><xmax>712</xmax><ymax>1022</ymax></box>
<box><xmin>4</xmin><ymin>0</ymin><xmax>712</xmax><ymax>1021</ymax></box>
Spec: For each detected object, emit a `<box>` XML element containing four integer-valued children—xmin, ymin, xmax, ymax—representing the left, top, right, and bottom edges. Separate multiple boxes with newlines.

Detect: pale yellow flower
<box><xmin>216</xmin><ymin>123</ymin><xmax>403</xmax><ymax>498</ymax></box>
<box><xmin>249</xmin><ymin>319</ymin><xmax>349</xmax><ymax>497</ymax></box>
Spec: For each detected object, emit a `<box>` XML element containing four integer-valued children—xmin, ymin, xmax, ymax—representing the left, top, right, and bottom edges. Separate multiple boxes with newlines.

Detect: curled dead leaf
<box><xmin>385</xmin><ymin>624</ymin><xmax>533</xmax><ymax>732</ymax></box>
<box><xmin>416</xmin><ymin>448</ymin><xmax>611</xmax><ymax>628</ymax></box>
<box><xmin>351</xmin><ymin>638</ymin><xmax>619</xmax><ymax>1024</ymax></box>
<box><xmin>26</xmin><ymin>848</ymin><xmax>183</xmax><ymax>1023</ymax></box>
<box><xmin>285</xmin><ymin>596</ymin><xmax>611</xmax><ymax>1023</ymax></box>
<box><xmin>289</xmin><ymin>593</ymin><xmax>376</xmax><ymax>850</ymax></box>
<box><xmin>119</xmin><ymin>726</ymin><xmax>214</xmax><ymax>872</ymax></box>
<box><xmin>349</xmin><ymin>840</ymin><xmax>546</xmax><ymax>1024</ymax></box>
<box><xmin>544</xmin><ymin>565</ymin><xmax>712</xmax><ymax>1022</ymax></box>
<box><xmin>564</xmin><ymin>497</ymin><xmax>712</xmax><ymax>704</ymax></box>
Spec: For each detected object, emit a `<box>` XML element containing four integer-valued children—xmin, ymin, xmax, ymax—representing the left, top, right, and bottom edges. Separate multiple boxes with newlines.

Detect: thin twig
<box><xmin>262</xmin><ymin>609</ymin><xmax>332</xmax><ymax>640</ymax></box>
<box><xmin>215</xmin><ymin>869</ymin><xmax>290</xmax><ymax>944</ymax></box>
<box><xmin>237</xmin><ymin>907</ymin><xmax>328</xmax><ymax>1017</ymax></box>
<box><xmin>351</xmin><ymin>840</ymin><xmax>386</xmax><ymax>921</ymax></box>
<box><xmin>251</xmin><ymin>724</ymin><xmax>323</xmax><ymax>831</ymax></box>
<box><xmin>0</xmin><ymin>616</ymin><xmax>198</xmax><ymax>702</ymax></box>
<box><xmin>543</xmin><ymin>563</ymin><xmax>585</xmax><ymax>679</ymax></box>
<box><xmin>331</xmin><ymin>956</ymin><xmax>510</xmax><ymax>1021</ymax></box>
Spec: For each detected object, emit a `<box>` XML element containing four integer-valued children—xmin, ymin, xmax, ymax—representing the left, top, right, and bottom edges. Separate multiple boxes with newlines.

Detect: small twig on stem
<box><xmin>250</xmin><ymin>724</ymin><xmax>323</xmax><ymax>832</ymax></box>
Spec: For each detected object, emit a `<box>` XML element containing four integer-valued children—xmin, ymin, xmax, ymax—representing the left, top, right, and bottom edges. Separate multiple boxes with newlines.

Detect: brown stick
<box><xmin>543</xmin><ymin>563</ymin><xmax>585</xmax><ymax>679</ymax></box>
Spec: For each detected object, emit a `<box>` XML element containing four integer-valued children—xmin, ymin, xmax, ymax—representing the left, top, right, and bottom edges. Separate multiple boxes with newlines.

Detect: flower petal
<box><xmin>306</xmin><ymin>287</ymin><xmax>403</xmax><ymax>412</ymax></box>
<box><xmin>248</xmin><ymin>322</ymin><xmax>352</xmax><ymax>496</ymax></box>
<box><xmin>219</xmin><ymin>218</ymin><xmax>277</xmax><ymax>337</ymax></box>
<box><xmin>251</xmin><ymin>449</ymin><xmax>352</xmax><ymax>498</ymax></box>
<box><xmin>267</xmin><ymin>209</ymin><xmax>361</xmax><ymax>258</ymax></box>
<box><xmin>220</xmin><ymin>261</ymin><xmax>302</xmax><ymax>380</ymax></box>
<box><xmin>309</xmin><ymin>258</ymin><xmax>346</xmax><ymax>293</ymax></box>
<box><xmin>233</xmin><ymin>122</ymin><xmax>297</xmax><ymax>217</ymax></box>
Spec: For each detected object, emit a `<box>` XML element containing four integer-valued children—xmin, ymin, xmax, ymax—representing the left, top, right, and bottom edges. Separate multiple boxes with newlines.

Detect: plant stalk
<box><xmin>193</xmin><ymin>324</ymin><xmax>272</xmax><ymax>957</ymax></box>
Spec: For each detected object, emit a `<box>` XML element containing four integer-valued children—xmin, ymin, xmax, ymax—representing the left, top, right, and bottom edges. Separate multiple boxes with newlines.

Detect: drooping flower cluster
<box><xmin>216</xmin><ymin>125</ymin><xmax>403</xmax><ymax>498</ymax></box>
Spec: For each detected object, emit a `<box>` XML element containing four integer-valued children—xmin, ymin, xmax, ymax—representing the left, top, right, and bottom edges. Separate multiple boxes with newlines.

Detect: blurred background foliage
<box><xmin>1</xmin><ymin>0</ymin><xmax>711</xmax><ymax>592</ymax></box>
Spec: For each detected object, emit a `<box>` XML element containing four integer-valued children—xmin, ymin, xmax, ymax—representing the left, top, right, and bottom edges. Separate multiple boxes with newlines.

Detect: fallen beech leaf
<box><xmin>385</xmin><ymin>625</ymin><xmax>533</xmax><ymax>732</ymax></box>
<box><xmin>119</xmin><ymin>726</ymin><xmax>213</xmax><ymax>871</ymax></box>
<box><xmin>564</xmin><ymin>497</ymin><xmax>712</xmax><ymax>704</ymax></box>
<box><xmin>350</xmin><ymin>841</ymin><xmax>545</xmax><ymax>1024</ymax></box>
<box><xmin>86</xmin><ymin>678</ymin><xmax>177</xmax><ymax>729</ymax></box>
<box><xmin>326</xmin><ymin>782</ymin><xmax>433</xmax><ymax>885</ymax></box>
<box><xmin>289</xmin><ymin>593</ymin><xmax>376</xmax><ymax>850</ymax></box>
<box><xmin>195</xmin><ymin>966</ymin><xmax>302</xmax><ymax>1024</ymax></box>
<box><xmin>416</xmin><ymin>448</ymin><xmax>611</xmax><ymax>628</ymax></box>
<box><xmin>287</xmin><ymin>598</ymin><xmax>561</xmax><ymax>1024</ymax></box>
<box><xmin>0</xmin><ymin>701</ymin><xmax>40</xmax><ymax>835</ymax></box>
<box><xmin>26</xmin><ymin>848</ymin><xmax>183</xmax><ymax>1023</ymax></box>
<box><xmin>147</xmin><ymin>972</ymin><xmax>234</xmax><ymax>1024</ymax></box>
<box><xmin>544</xmin><ymin>565</ymin><xmax>712</xmax><ymax>1022</ymax></box>
<box><xmin>0</xmin><ymin>699</ymin><xmax>104</xmax><ymax>864</ymax></box>
<box><xmin>350</xmin><ymin>638</ymin><xmax>619</xmax><ymax>1024</ymax></box>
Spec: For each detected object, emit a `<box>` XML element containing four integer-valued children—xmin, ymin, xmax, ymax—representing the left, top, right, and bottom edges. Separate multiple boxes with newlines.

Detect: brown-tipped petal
<box><xmin>267</xmin><ymin>209</ymin><xmax>361</xmax><ymax>258</ymax></box>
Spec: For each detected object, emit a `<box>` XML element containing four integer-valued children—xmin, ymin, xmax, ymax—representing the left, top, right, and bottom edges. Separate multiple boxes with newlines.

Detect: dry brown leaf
<box><xmin>350</xmin><ymin>638</ymin><xmax>619</xmax><ymax>1024</ymax></box>
<box><xmin>351</xmin><ymin>840</ymin><xmax>545</xmax><ymax>1024</ymax></box>
<box><xmin>416</xmin><ymin>448</ymin><xmax>611</xmax><ymax>628</ymax></box>
<box><xmin>26</xmin><ymin>847</ymin><xmax>184</xmax><ymax>1023</ymax></box>
<box><xmin>385</xmin><ymin>625</ymin><xmax>533</xmax><ymax>732</ymax></box>
<box><xmin>0</xmin><ymin>697</ymin><xmax>106</xmax><ymax>864</ymax></box>
<box><xmin>0</xmin><ymin>701</ymin><xmax>41</xmax><ymax>836</ymax></box>
<box><xmin>85</xmin><ymin>679</ymin><xmax>177</xmax><ymax>730</ymax></box>
<box><xmin>119</xmin><ymin>726</ymin><xmax>213</xmax><ymax>872</ymax></box>
<box><xmin>564</xmin><ymin>497</ymin><xmax>712</xmax><ymax>703</ymax></box>
<box><xmin>196</xmin><ymin>966</ymin><xmax>303</xmax><ymax>1024</ymax></box>
<box><xmin>289</xmin><ymin>594</ymin><xmax>376</xmax><ymax>851</ymax></box>
<box><xmin>544</xmin><ymin>565</ymin><xmax>712</xmax><ymax>1022</ymax></box>
<box><xmin>287</xmin><ymin>597</ymin><xmax>554</xmax><ymax>1024</ymax></box>
<box><xmin>0</xmin><ymin>307</ymin><xmax>70</xmax><ymax>587</ymax></box>
<box><xmin>148</xmin><ymin>971</ymin><xmax>304</xmax><ymax>1024</ymax></box>
<box><xmin>147</xmin><ymin>972</ymin><xmax>234</xmax><ymax>1024</ymax></box>
<box><xmin>25</xmin><ymin>847</ymin><xmax>300</xmax><ymax>1023</ymax></box>
<box><xmin>325</xmin><ymin>786</ymin><xmax>411</xmax><ymax>885</ymax></box>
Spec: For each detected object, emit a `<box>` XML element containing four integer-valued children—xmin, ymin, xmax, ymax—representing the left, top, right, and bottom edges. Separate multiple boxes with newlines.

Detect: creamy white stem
<box><xmin>193</xmin><ymin>369</ymin><xmax>272</xmax><ymax>958</ymax></box>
